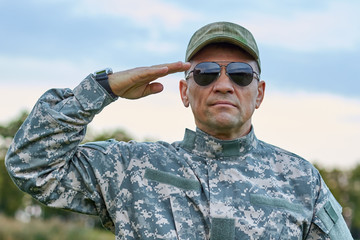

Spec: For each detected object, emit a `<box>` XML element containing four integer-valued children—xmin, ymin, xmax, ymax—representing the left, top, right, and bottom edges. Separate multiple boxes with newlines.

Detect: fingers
<box><xmin>142</xmin><ymin>82</ymin><xmax>164</xmax><ymax>97</ymax></box>
<box><xmin>151</xmin><ymin>61</ymin><xmax>191</xmax><ymax>75</ymax></box>
<box><xmin>126</xmin><ymin>61</ymin><xmax>190</xmax><ymax>84</ymax></box>
<box><xmin>108</xmin><ymin>61</ymin><xmax>190</xmax><ymax>99</ymax></box>
<box><xmin>133</xmin><ymin>66</ymin><xmax>169</xmax><ymax>82</ymax></box>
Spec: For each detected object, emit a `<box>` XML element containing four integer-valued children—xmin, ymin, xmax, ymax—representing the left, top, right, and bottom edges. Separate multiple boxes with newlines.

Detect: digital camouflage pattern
<box><xmin>5</xmin><ymin>75</ymin><xmax>353</xmax><ymax>239</ymax></box>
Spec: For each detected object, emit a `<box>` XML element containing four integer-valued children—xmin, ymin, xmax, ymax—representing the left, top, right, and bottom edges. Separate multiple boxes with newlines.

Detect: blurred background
<box><xmin>0</xmin><ymin>0</ymin><xmax>359</xmax><ymax>239</ymax></box>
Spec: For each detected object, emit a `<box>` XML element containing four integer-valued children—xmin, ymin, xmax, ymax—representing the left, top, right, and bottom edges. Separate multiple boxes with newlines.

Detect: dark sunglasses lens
<box><xmin>227</xmin><ymin>63</ymin><xmax>253</xmax><ymax>86</ymax></box>
<box><xmin>193</xmin><ymin>62</ymin><xmax>220</xmax><ymax>86</ymax></box>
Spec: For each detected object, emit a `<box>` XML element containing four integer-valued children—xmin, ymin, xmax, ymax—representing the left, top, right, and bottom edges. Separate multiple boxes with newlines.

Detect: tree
<box><xmin>348</xmin><ymin>164</ymin><xmax>360</xmax><ymax>238</ymax></box>
<box><xmin>0</xmin><ymin>111</ymin><xmax>28</xmax><ymax>216</ymax></box>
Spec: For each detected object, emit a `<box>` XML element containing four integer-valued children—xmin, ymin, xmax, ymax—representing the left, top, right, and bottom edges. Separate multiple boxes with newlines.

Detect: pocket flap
<box><xmin>145</xmin><ymin>168</ymin><xmax>200</xmax><ymax>191</ymax></box>
<box><xmin>250</xmin><ymin>194</ymin><xmax>303</xmax><ymax>214</ymax></box>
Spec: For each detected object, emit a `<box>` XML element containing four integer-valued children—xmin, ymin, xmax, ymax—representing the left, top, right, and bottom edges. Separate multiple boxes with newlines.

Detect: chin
<box><xmin>214</xmin><ymin>114</ymin><xmax>240</xmax><ymax>125</ymax></box>
<box><xmin>212</xmin><ymin>119</ymin><xmax>242</xmax><ymax>131</ymax></box>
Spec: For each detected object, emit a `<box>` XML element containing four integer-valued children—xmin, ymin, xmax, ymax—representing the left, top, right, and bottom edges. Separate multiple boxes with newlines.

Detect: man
<box><xmin>5</xmin><ymin>22</ymin><xmax>352</xmax><ymax>239</ymax></box>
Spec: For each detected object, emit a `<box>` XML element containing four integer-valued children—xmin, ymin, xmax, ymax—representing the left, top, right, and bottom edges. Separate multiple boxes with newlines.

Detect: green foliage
<box><xmin>348</xmin><ymin>164</ymin><xmax>360</xmax><ymax>237</ymax></box>
<box><xmin>0</xmin><ymin>159</ymin><xmax>25</xmax><ymax>216</ymax></box>
<box><xmin>0</xmin><ymin>112</ymin><xmax>29</xmax><ymax>216</ymax></box>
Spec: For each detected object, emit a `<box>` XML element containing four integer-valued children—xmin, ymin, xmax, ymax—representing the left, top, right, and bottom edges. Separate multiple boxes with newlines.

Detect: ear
<box><xmin>255</xmin><ymin>80</ymin><xmax>265</xmax><ymax>109</ymax></box>
<box><xmin>179</xmin><ymin>79</ymin><xmax>190</xmax><ymax>107</ymax></box>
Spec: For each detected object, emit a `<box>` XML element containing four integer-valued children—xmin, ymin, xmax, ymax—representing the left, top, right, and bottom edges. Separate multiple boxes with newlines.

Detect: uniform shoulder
<box><xmin>257</xmin><ymin>139</ymin><xmax>319</xmax><ymax>174</ymax></box>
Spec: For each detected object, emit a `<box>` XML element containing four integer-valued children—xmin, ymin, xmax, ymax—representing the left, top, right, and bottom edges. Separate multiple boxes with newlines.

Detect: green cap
<box><xmin>185</xmin><ymin>21</ymin><xmax>261</xmax><ymax>73</ymax></box>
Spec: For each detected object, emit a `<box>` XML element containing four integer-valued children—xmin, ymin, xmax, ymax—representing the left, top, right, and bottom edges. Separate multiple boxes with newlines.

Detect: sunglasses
<box><xmin>186</xmin><ymin>62</ymin><xmax>260</xmax><ymax>87</ymax></box>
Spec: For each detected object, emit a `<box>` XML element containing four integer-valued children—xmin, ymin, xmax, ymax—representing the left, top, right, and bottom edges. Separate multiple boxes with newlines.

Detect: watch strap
<box><xmin>94</xmin><ymin>68</ymin><xmax>117</xmax><ymax>98</ymax></box>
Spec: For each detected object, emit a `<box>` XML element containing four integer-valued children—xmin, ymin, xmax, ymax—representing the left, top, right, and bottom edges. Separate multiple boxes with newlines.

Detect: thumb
<box><xmin>142</xmin><ymin>82</ymin><xmax>164</xmax><ymax>97</ymax></box>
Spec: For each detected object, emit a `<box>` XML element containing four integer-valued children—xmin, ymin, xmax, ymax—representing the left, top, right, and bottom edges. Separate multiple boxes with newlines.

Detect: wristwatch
<box><xmin>93</xmin><ymin>68</ymin><xmax>117</xmax><ymax>98</ymax></box>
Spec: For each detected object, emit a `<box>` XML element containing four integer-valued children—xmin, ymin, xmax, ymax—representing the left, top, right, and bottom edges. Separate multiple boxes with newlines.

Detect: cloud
<box><xmin>72</xmin><ymin>0</ymin><xmax>199</xmax><ymax>30</ymax></box>
<box><xmin>112</xmin><ymin>38</ymin><xmax>179</xmax><ymax>55</ymax></box>
<box><xmin>0</xmin><ymin>56</ymin><xmax>94</xmax><ymax>88</ymax></box>
<box><xmin>242</xmin><ymin>1</ymin><xmax>360</xmax><ymax>51</ymax></box>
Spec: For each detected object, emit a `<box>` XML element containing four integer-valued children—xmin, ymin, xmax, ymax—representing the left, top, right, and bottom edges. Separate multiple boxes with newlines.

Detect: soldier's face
<box><xmin>180</xmin><ymin>44</ymin><xmax>265</xmax><ymax>140</ymax></box>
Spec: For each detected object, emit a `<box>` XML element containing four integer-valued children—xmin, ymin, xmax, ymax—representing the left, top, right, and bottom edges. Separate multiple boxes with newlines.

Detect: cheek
<box><xmin>237</xmin><ymin>88</ymin><xmax>258</xmax><ymax>111</ymax></box>
<box><xmin>187</xmin><ymin>84</ymin><xmax>204</xmax><ymax>107</ymax></box>
<box><xmin>188</xmin><ymin>94</ymin><xmax>203</xmax><ymax>110</ymax></box>
<box><xmin>188</xmin><ymin>90</ymin><xmax>209</xmax><ymax>117</ymax></box>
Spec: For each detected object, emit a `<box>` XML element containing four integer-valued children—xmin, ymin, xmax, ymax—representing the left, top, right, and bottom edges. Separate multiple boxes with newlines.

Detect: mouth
<box><xmin>211</xmin><ymin>100</ymin><xmax>237</xmax><ymax>108</ymax></box>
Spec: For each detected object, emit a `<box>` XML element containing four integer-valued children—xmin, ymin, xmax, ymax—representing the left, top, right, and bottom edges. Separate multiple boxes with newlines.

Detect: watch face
<box><xmin>95</xmin><ymin>68</ymin><xmax>113</xmax><ymax>76</ymax></box>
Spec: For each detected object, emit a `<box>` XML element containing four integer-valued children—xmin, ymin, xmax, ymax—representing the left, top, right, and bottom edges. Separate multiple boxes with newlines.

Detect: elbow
<box><xmin>5</xmin><ymin>147</ymin><xmax>39</xmax><ymax>193</ymax></box>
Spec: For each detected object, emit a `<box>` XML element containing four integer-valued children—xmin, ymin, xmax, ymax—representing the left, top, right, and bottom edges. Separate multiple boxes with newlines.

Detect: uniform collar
<box><xmin>180</xmin><ymin>127</ymin><xmax>258</xmax><ymax>158</ymax></box>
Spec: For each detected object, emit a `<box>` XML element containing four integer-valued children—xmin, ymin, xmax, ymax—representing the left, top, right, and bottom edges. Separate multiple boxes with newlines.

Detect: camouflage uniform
<box><xmin>5</xmin><ymin>75</ymin><xmax>353</xmax><ymax>239</ymax></box>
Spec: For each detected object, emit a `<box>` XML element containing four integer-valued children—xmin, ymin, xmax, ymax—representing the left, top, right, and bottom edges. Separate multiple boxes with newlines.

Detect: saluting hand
<box><xmin>108</xmin><ymin>61</ymin><xmax>191</xmax><ymax>99</ymax></box>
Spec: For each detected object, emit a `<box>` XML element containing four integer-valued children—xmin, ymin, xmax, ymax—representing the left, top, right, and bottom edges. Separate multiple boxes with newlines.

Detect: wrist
<box><xmin>93</xmin><ymin>68</ymin><xmax>117</xmax><ymax>98</ymax></box>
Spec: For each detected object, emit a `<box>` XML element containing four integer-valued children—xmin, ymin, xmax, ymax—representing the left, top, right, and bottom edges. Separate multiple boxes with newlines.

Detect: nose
<box><xmin>212</xmin><ymin>66</ymin><xmax>234</xmax><ymax>93</ymax></box>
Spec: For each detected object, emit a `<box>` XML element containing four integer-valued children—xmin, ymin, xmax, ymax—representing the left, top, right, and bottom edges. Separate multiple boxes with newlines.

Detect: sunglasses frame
<box><xmin>185</xmin><ymin>61</ymin><xmax>260</xmax><ymax>87</ymax></box>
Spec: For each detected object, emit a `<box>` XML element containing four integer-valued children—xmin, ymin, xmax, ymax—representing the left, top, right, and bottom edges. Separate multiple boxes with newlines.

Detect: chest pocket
<box><xmin>250</xmin><ymin>194</ymin><xmax>305</xmax><ymax>240</ymax></box>
<box><xmin>145</xmin><ymin>168</ymin><xmax>205</xmax><ymax>240</ymax></box>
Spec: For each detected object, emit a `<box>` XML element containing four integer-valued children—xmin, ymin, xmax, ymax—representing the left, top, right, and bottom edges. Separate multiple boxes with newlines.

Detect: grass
<box><xmin>0</xmin><ymin>214</ymin><xmax>114</xmax><ymax>240</ymax></box>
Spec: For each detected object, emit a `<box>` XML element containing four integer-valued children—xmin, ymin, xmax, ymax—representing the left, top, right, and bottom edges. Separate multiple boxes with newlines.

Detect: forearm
<box><xmin>5</xmin><ymin>74</ymin><xmax>115</xmax><ymax>196</ymax></box>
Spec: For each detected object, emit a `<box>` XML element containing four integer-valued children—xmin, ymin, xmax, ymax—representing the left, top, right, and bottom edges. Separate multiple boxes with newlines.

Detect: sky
<box><xmin>0</xmin><ymin>0</ymin><xmax>359</xmax><ymax>169</ymax></box>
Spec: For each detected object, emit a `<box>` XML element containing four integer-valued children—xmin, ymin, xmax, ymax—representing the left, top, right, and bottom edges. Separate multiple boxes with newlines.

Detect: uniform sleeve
<box><xmin>5</xmin><ymin>74</ymin><xmax>121</xmax><ymax>231</ymax></box>
<box><xmin>306</xmin><ymin>176</ymin><xmax>353</xmax><ymax>240</ymax></box>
